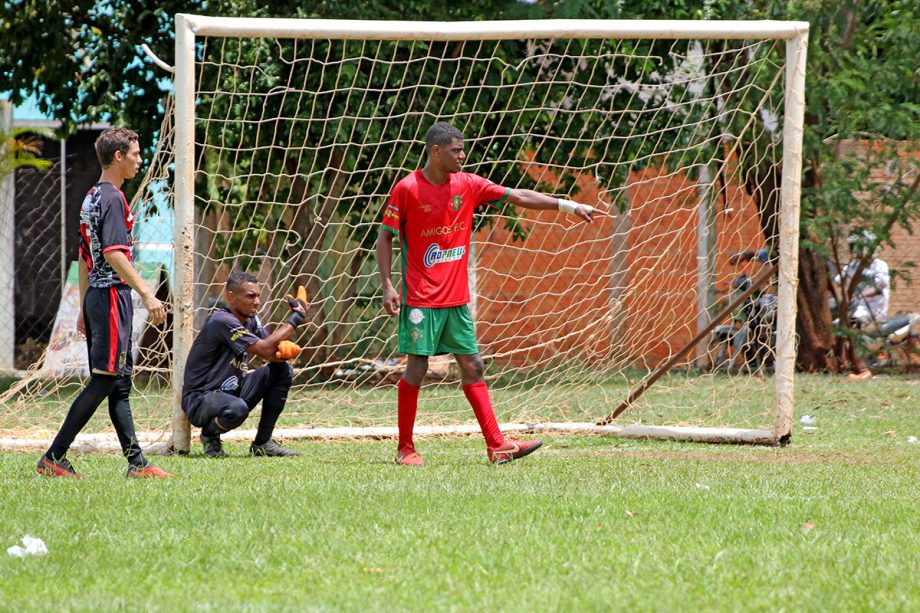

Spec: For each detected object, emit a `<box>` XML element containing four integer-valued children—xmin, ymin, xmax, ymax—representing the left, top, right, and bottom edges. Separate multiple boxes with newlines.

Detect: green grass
<box><xmin>2</xmin><ymin>368</ymin><xmax>783</xmax><ymax>434</ymax></box>
<box><xmin>1</xmin><ymin>374</ymin><xmax>918</xmax><ymax>610</ymax></box>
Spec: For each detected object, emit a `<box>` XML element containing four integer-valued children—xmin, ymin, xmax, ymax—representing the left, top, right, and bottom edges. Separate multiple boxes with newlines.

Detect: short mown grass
<box><xmin>1</xmin><ymin>373</ymin><xmax>918</xmax><ymax>610</ymax></box>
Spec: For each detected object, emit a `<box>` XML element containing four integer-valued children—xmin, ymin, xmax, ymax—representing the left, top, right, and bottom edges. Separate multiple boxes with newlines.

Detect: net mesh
<box><xmin>1</xmin><ymin>28</ymin><xmax>794</xmax><ymax>443</ymax></box>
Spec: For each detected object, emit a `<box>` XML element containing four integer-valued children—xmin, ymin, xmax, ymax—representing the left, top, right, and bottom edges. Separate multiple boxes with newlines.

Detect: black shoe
<box><xmin>249</xmin><ymin>439</ymin><xmax>300</xmax><ymax>457</ymax></box>
<box><xmin>200</xmin><ymin>432</ymin><xmax>226</xmax><ymax>458</ymax></box>
<box><xmin>36</xmin><ymin>454</ymin><xmax>82</xmax><ymax>478</ymax></box>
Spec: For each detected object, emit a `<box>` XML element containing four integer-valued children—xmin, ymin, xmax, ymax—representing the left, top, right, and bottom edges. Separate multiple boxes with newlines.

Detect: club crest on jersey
<box><xmin>424</xmin><ymin>243</ymin><xmax>466</xmax><ymax>268</ymax></box>
<box><xmin>408</xmin><ymin>308</ymin><xmax>425</xmax><ymax>324</ymax></box>
<box><xmin>451</xmin><ymin>194</ymin><xmax>463</xmax><ymax>211</ymax></box>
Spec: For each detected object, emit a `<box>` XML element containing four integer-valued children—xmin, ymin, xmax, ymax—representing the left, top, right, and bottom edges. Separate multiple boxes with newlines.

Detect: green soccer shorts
<box><xmin>398</xmin><ymin>305</ymin><xmax>479</xmax><ymax>356</ymax></box>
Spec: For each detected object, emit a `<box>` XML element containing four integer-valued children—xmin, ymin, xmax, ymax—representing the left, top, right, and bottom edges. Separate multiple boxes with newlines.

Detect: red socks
<box><xmin>399</xmin><ymin>380</ymin><xmax>505</xmax><ymax>451</ymax></box>
<box><xmin>397</xmin><ymin>379</ymin><xmax>420</xmax><ymax>452</ymax></box>
<box><xmin>463</xmin><ymin>381</ymin><xmax>505</xmax><ymax>449</ymax></box>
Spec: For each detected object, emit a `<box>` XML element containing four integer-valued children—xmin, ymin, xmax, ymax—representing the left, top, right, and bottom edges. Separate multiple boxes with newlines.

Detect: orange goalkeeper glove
<box><xmin>275</xmin><ymin>340</ymin><xmax>301</xmax><ymax>360</ymax></box>
<box><xmin>285</xmin><ymin>285</ymin><xmax>309</xmax><ymax>328</ymax></box>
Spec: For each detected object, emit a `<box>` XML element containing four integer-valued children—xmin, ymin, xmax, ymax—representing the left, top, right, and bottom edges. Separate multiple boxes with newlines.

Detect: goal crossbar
<box><xmin>178</xmin><ymin>14</ymin><xmax>809</xmax><ymax>41</ymax></box>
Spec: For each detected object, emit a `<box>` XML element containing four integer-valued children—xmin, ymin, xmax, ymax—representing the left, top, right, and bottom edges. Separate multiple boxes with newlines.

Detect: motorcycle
<box><xmin>708</xmin><ymin>273</ymin><xmax>778</xmax><ymax>372</ymax></box>
<box><xmin>862</xmin><ymin>312</ymin><xmax>920</xmax><ymax>371</ymax></box>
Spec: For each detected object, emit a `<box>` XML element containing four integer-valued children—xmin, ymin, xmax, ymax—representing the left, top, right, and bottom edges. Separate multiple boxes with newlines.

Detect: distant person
<box><xmin>181</xmin><ymin>272</ymin><xmax>305</xmax><ymax>458</ymax></box>
<box><xmin>376</xmin><ymin>122</ymin><xmax>599</xmax><ymax>466</ymax></box>
<box><xmin>834</xmin><ymin>231</ymin><xmax>889</xmax><ymax>326</ymax></box>
<box><xmin>37</xmin><ymin>128</ymin><xmax>170</xmax><ymax>479</ymax></box>
<box><xmin>833</xmin><ymin>231</ymin><xmax>890</xmax><ymax>381</ymax></box>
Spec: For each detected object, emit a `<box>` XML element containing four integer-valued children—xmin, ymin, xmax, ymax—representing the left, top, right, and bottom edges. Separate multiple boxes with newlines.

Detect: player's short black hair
<box><xmin>226</xmin><ymin>271</ymin><xmax>259</xmax><ymax>293</ymax></box>
<box><xmin>425</xmin><ymin>122</ymin><xmax>464</xmax><ymax>150</ymax></box>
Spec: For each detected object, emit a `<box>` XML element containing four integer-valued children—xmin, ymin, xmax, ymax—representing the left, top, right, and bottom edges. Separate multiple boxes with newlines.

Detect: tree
<box><xmin>5</xmin><ymin>0</ymin><xmax>916</xmax><ymax>372</ymax></box>
<box><xmin>767</xmin><ymin>0</ymin><xmax>920</xmax><ymax>371</ymax></box>
<box><xmin>0</xmin><ymin>0</ymin><xmax>200</xmax><ymax>143</ymax></box>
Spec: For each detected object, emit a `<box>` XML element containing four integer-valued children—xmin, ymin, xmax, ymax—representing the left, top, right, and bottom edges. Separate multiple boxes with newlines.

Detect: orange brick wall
<box><xmin>473</xmin><ymin>141</ymin><xmax>917</xmax><ymax>368</ymax></box>
<box><xmin>473</xmin><ymin>162</ymin><xmax>765</xmax><ymax>368</ymax></box>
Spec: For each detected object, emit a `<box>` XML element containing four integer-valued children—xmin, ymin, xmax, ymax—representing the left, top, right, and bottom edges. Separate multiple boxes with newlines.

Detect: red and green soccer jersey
<box><xmin>381</xmin><ymin>170</ymin><xmax>510</xmax><ymax>308</ymax></box>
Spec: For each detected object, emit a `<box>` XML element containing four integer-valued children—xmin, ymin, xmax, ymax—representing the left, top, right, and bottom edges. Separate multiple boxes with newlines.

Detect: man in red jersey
<box><xmin>37</xmin><ymin>128</ymin><xmax>170</xmax><ymax>479</ymax></box>
<box><xmin>376</xmin><ymin>122</ymin><xmax>598</xmax><ymax>466</ymax></box>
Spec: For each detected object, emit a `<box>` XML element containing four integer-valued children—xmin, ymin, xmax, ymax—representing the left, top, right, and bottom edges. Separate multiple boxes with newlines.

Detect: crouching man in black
<box><xmin>182</xmin><ymin>271</ymin><xmax>304</xmax><ymax>458</ymax></box>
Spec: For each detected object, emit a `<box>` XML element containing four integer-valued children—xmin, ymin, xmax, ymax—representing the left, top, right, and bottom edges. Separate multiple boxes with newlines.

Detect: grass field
<box><xmin>1</xmin><ymin>374</ymin><xmax>918</xmax><ymax>610</ymax></box>
<box><xmin>1</xmin><ymin>367</ymin><xmax>780</xmax><ymax>435</ymax></box>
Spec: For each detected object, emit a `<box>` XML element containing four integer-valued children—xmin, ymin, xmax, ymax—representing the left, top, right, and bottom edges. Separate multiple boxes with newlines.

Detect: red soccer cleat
<box><xmin>488</xmin><ymin>438</ymin><xmax>543</xmax><ymax>464</ymax></box>
<box><xmin>127</xmin><ymin>463</ymin><xmax>173</xmax><ymax>479</ymax></box>
<box><xmin>394</xmin><ymin>448</ymin><xmax>424</xmax><ymax>466</ymax></box>
<box><xmin>36</xmin><ymin>454</ymin><xmax>83</xmax><ymax>479</ymax></box>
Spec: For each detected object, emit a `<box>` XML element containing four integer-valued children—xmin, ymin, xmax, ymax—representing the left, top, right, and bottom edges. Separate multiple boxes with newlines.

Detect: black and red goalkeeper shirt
<box><xmin>78</xmin><ymin>182</ymin><xmax>134</xmax><ymax>288</ymax></box>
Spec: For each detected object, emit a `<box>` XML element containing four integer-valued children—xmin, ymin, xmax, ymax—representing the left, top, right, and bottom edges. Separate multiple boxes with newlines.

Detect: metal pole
<box><xmin>695</xmin><ymin>164</ymin><xmax>716</xmax><ymax>367</ymax></box>
<box><xmin>60</xmin><ymin>138</ymin><xmax>68</xmax><ymax>289</ymax></box>
<box><xmin>0</xmin><ymin>101</ymin><xmax>16</xmax><ymax>369</ymax></box>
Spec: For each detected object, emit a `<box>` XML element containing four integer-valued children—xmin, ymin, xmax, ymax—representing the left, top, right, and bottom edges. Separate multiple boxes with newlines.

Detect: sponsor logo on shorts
<box><xmin>424</xmin><ymin>243</ymin><xmax>466</xmax><ymax>268</ymax></box>
<box><xmin>410</xmin><ymin>329</ymin><xmax>422</xmax><ymax>342</ymax></box>
<box><xmin>220</xmin><ymin>376</ymin><xmax>240</xmax><ymax>392</ymax></box>
<box><xmin>408</xmin><ymin>308</ymin><xmax>424</xmax><ymax>324</ymax></box>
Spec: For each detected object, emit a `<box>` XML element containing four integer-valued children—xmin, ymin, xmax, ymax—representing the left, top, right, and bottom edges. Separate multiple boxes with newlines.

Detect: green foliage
<box><xmin>4</xmin><ymin>0</ymin><xmax>916</xmax><ymax>372</ymax></box>
<box><xmin>0</xmin><ymin>125</ymin><xmax>55</xmax><ymax>180</ymax></box>
<box><xmin>0</xmin><ymin>1</ymin><xmax>200</xmax><ymax>140</ymax></box>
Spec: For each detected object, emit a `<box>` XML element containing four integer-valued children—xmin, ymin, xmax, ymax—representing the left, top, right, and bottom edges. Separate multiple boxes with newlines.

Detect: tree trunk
<box><xmin>287</xmin><ymin>147</ymin><xmax>350</xmax><ymax>370</ymax></box>
<box><xmin>746</xmin><ymin>161</ymin><xmax>838</xmax><ymax>371</ymax></box>
<box><xmin>795</xmin><ymin>248</ymin><xmax>838</xmax><ymax>371</ymax></box>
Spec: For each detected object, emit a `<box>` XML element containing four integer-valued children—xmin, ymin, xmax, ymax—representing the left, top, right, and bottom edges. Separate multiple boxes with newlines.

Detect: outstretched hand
<box><xmin>574</xmin><ymin>203</ymin><xmax>608</xmax><ymax>223</ymax></box>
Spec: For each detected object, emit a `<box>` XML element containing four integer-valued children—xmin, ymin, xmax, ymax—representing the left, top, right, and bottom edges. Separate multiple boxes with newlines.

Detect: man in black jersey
<box><xmin>182</xmin><ymin>271</ymin><xmax>305</xmax><ymax>458</ymax></box>
<box><xmin>37</xmin><ymin>127</ymin><xmax>171</xmax><ymax>479</ymax></box>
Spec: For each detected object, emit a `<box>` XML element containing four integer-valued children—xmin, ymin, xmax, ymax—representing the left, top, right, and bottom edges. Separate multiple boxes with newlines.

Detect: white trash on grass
<box><xmin>908</xmin><ymin>436</ymin><xmax>918</xmax><ymax>445</ymax></box>
<box><xmin>7</xmin><ymin>535</ymin><xmax>48</xmax><ymax>558</ymax></box>
<box><xmin>799</xmin><ymin>415</ymin><xmax>816</xmax><ymax>425</ymax></box>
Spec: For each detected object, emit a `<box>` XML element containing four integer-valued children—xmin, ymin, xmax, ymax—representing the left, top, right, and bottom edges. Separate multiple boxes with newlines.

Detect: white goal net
<box><xmin>1</xmin><ymin>17</ymin><xmax>808</xmax><ymax>452</ymax></box>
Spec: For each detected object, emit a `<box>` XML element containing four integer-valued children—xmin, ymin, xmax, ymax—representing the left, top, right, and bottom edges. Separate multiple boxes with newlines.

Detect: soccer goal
<box><xmin>0</xmin><ymin>16</ymin><xmax>808</xmax><ymax>453</ymax></box>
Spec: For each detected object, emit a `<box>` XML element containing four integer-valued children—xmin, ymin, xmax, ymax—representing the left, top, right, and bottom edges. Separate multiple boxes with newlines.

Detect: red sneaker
<box><xmin>36</xmin><ymin>455</ymin><xmax>82</xmax><ymax>479</ymax></box>
<box><xmin>488</xmin><ymin>438</ymin><xmax>543</xmax><ymax>464</ymax></box>
<box><xmin>127</xmin><ymin>464</ymin><xmax>173</xmax><ymax>479</ymax></box>
<box><xmin>395</xmin><ymin>448</ymin><xmax>424</xmax><ymax>466</ymax></box>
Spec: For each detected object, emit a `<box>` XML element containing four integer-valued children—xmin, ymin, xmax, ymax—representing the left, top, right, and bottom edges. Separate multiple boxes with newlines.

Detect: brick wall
<box><xmin>835</xmin><ymin>141</ymin><xmax>920</xmax><ymax>316</ymax></box>
<box><xmin>473</xmin><ymin>160</ymin><xmax>765</xmax><ymax>368</ymax></box>
<box><xmin>473</xmin><ymin>141</ymin><xmax>917</xmax><ymax>368</ymax></box>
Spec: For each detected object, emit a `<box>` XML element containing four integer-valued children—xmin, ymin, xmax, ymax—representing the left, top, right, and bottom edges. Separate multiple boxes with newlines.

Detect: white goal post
<box><xmin>170</xmin><ymin>15</ymin><xmax>808</xmax><ymax>452</ymax></box>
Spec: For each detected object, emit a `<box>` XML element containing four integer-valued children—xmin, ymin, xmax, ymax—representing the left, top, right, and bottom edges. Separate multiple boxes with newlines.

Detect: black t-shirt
<box><xmin>181</xmin><ymin>309</ymin><xmax>269</xmax><ymax>411</ymax></box>
<box><xmin>78</xmin><ymin>182</ymin><xmax>134</xmax><ymax>288</ymax></box>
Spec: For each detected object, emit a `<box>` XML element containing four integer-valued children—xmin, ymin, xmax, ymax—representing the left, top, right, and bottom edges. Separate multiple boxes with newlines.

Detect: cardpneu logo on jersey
<box><xmin>450</xmin><ymin>194</ymin><xmax>463</xmax><ymax>211</ymax></box>
<box><xmin>424</xmin><ymin>243</ymin><xmax>466</xmax><ymax>268</ymax></box>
